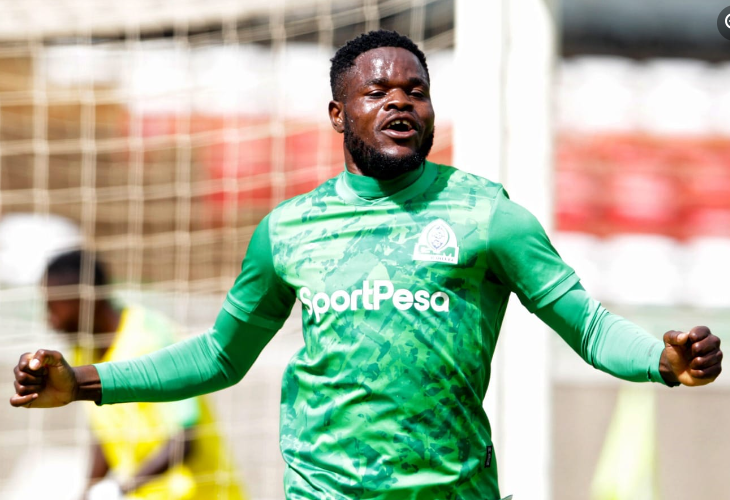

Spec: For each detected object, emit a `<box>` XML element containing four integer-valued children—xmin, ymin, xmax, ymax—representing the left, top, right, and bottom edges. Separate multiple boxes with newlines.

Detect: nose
<box><xmin>385</xmin><ymin>89</ymin><xmax>413</xmax><ymax>111</ymax></box>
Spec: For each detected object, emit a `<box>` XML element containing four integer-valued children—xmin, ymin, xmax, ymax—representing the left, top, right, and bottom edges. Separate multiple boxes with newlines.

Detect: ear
<box><xmin>329</xmin><ymin>100</ymin><xmax>345</xmax><ymax>134</ymax></box>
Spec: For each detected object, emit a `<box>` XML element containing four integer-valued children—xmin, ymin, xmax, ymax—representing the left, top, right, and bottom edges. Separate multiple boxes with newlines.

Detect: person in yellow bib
<box><xmin>44</xmin><ymin>249</ymin><xmax>246</xmax><ymax>500</ymax></box>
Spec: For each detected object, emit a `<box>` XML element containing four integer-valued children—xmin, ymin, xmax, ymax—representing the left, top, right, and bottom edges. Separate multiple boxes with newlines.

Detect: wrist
<box><xmin>659</xmin><ymin>349</ymin><xmax>681</xmax><ymax>387</ymax></box>
<box><xmin>73</xmin><ymin>365</ymin><xmax>103</xmax><ymax>403</ymax></box>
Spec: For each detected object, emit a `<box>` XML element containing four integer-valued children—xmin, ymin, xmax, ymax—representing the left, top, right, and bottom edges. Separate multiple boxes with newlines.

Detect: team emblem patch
<box><xmin>413</xmin><ymin>219</ymin><xmax>459</xmax><ymax>264</ymax></box>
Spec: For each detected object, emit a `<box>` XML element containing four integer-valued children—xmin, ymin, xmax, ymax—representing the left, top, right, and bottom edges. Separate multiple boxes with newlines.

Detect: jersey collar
<box><xmin>336</xmin><ymin>161</ymin><xmax>436</xmax><ymax>205</ymax></box>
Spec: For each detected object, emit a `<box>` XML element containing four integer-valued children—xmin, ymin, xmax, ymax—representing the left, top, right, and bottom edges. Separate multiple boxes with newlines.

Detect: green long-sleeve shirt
<box><xmin>96</xmin><ymin>162</ymin><xmax>666</xmax><ymax>500</ymax></box>
<box><xmin>96</xmin><ymin>285</ymin><xmax>665</xmax><ymax>406</ymax></box>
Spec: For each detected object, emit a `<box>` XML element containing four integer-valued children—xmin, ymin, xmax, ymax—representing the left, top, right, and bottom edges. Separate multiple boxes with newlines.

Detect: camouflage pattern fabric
<box><xmin>224</xmin><ymin>161</ymin><xmax>578</xmax><ymax>499</ymax></box>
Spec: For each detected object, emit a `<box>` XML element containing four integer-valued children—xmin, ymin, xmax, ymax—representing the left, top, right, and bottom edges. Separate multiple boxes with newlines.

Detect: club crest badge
<box><xmin>413</xmin><ymin>219</ymin><xmax>459</xmax><ymax>264</ymax></box>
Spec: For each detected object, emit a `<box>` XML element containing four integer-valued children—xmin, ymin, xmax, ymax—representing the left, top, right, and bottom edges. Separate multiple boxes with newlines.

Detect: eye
<box><xmin>367</xmin><ymin>90</ymin><xmax>386</xmax><ymax>98</ymax></box>
<box><xmin>410</xmin><ymin>89</ymin><xmax>427</xmax><ymax>98</ymax></box>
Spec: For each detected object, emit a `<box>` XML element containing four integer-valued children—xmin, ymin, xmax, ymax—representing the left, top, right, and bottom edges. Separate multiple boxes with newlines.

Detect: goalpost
<box><xmin>455</xmin><ymin>1</ymin><xmax>557</xmax><ymax>499</ymax></box>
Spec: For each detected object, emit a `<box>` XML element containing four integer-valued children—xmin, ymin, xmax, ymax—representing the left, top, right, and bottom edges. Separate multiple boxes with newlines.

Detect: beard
<box><xmin>343</xmin><ymin>119</ymin><xmax>435</xmax><ymax>181</ymax></box>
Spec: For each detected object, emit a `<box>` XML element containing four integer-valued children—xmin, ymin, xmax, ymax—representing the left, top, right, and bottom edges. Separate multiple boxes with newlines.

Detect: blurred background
<box><xmin>0</xmin><ymin>1</ymin><xmax>728</xmax><ymax>499</ymax></box>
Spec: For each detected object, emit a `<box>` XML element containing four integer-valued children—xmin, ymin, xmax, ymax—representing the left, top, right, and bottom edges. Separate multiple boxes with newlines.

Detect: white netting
<box><xmin>0</xmin><ymin>2</ymin><xmax>455</xmax><ymax>499</ymax></box>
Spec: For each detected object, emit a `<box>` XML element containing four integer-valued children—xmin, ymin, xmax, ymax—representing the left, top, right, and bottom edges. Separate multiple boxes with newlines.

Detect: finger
<box><xmin>18</xmin><ymin>352</ymin><xmax>46</xmax><ymax>376</ymax></box>
<box><xmin>9</xmin><ymin>393</ymin><xmax>38</xmax><ymax>408</ymax></box>
<box><xmin>664</xmin><ymin>330</ymin><xmax>689</xmax><ymax>346</ymax></box>
<box><xmin>14</xmin><ymin>380</ymin><xmax>43</xmax><ymax>395</ymax></box>
<box><xmin>29</xmin><ymin>349</ymin><xmax>63</xmax><ymax>371</ymax></box>
<box><xmin>690</xmin><ymin>350</ymin><xmax>723</xmax><ymax>370</ymax></box>
<box><xmin>689</xmin><ymin>363</ymin><xmax>722</xmax><ymax>380</ymax></box>
<box><xmin>13</xmin><ymin>365</ymin><xmax>44</xmax><ymax>385</ymax></box>
<box><xmin>688</xmin><ymin>326</ymin><xmax>713</xmax><ymax>343</ymax></box>
<box><xmin>691</xmin><ymin>335</ymin><xmax>722</xmax><ymax>357</ymax></box>
<box><xmin>17</xmin><ymin>352</ymin><xmax>33</xmax><ymax>371</ymax></box>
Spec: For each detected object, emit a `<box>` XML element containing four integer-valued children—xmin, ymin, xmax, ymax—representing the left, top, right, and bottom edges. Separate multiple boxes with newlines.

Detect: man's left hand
<box><xmin>660</xmin><ymin>326</ymin><xmax>722</xmax><ymax>387</ymax></box>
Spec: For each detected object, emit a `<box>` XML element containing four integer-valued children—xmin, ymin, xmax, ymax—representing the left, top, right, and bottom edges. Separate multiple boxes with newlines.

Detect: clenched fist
<box><xmin>10</xmin><ymin>349</ymin><xmax>101</xmax><ymax>408</ymax></box>
<box><xmin>660</xmin><ymin>326</ymin><xmax>722</xmax><ymax>387</ymax></box>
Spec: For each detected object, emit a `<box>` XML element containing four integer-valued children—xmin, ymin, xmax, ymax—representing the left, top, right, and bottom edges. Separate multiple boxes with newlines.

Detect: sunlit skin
<box><xmin>661</xmin><ymin>327</ymin><xmax>723</xmax><ymax>387</ymax></box>
<box><xmin>328</xmin><ymin>46</ymin><xmax>435</xmax><ymax>175</ymax></box>
<box><xmin>13</xmin><ymin>275</ymin><xmax>123</xmax><ymax>408</ymax></box>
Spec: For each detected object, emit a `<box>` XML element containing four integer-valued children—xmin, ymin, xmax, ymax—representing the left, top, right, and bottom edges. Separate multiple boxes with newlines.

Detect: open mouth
<box><xmin>382</xmin><ymin>118</ymin><xmax>418</xmax><ymax>139</ymax></box>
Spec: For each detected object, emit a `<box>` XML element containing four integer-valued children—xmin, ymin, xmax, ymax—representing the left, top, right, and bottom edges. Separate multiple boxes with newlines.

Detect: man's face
<box><xmin>44</xmin><ymin>276</ymin><xmax>81</xmax><ymax>334</ymax></box>
<box><xmin>330</xmin><ymin>47</ymin><xmax>435</xmax><ymax>180</ymax></box>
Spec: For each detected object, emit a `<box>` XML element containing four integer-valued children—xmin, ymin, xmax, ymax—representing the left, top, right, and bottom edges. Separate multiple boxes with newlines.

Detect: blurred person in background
<box><xmin>10</xmin><ymin>31</ymin><xmax>723</xmax><ymax>500</ymax></box>
<box><xmin>41</xmin><ymin>250</ymin><xmax>246</xmax><ymax>500</ymax></box>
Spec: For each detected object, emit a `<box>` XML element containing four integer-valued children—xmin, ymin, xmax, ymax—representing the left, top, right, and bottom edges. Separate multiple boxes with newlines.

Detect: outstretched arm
<box><xmin>482</xmin><ymin>191</ymin><xmax>722</xmax><ymax>387</ymax></box>
<box><xmin>536</xmin><ymin>283</ymin><xmax>722</xmax><ymax>387</ymax></box>
<box><xmin>94</xmin><ymin>307</ymin><xmax>276</xmax><ymax>404</ymax></box>
<box><xmin>10</xmin><ymin>308</ymin><xmax>276</xmax><ymax>407</ymax></box>
<box><xmin>12</xmin><ymin>214</ymin><xmax>295</xmax><ymax>407</ymax></box>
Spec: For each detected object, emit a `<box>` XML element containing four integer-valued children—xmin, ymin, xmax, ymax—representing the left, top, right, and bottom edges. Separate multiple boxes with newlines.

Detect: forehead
<box><xmin>44</xmin><ymin>274</ymin><xmax>81</xmax><ymax>298</ymax></box>
<box><xmin>346</xmin><ymin>47</ymin><xmax>427</xmax><ymax>87</ymax></box>
<box><xmin>45</xmin><ymin>273</ymin><xmax>78</xmax><ymax>287</ymax></box>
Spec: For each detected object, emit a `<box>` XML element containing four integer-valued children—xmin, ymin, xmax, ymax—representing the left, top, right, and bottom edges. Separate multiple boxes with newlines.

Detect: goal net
<box><xmin>0</xmin><ymin>2</ymin><xmax>455</xmax><ymax>499</ymax></box>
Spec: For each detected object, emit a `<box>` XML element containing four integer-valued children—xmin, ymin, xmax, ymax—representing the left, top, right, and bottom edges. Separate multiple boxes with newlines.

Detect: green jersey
<box><xmin>223</xmin><ymin>161</ymin><xmax>579</xmax><ymax>499</ymax></box>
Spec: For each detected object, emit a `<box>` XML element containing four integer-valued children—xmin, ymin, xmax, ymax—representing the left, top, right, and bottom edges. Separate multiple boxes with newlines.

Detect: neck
<box><xmin>343</xmin><ymin>150</ymin><xmax>362</xmax><ymax>175</ymax></box>
<box><xmin>343</xmin><ymin>161</ymin><xmax>425</xmax><ymax>200</ymax></box>
<box><xmin>343</xmin><ymin>147</ymin><xmax>418</xmax><ymax>180</ymax></box>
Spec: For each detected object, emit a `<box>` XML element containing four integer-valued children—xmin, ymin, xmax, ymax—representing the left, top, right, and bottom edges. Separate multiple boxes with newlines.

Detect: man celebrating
<box><xmin>10</xmin><ymin>31</ymin><xmax>722</xmax><ymax>500</ymax></box>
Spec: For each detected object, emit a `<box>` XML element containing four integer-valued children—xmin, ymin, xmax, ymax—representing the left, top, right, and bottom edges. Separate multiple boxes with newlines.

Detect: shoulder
<box><xmin>237</xmin><ymin>176</ymin><xmax>340</xmax><ymax>260</ymax></box>
<box><xmin>486</xmin><ymin>190</ymin><xmax>552</xmax><ymax>256</ymax></box>
<box><xmin>258</xmin><ymin>175</ymin><xmax>341</xmax><ymax>246</ymax></box>
<box><xmin>269</xmin><ymin>176</ymin><xmax>340</xmax><ymax>221</ymax></box>
<box><xmin>425</xmin><ymin>162</ymin><xmax>542</xmax><ymax>229</ymax></box>
<box><xmin>491</xmin><ymin>192</ymin><xmax>542</xmax><ymax>229</ymax></box>
<box><xmin>427</xmin><ymin>162</ymin><xmax>506</xmax><ymax>201</ymax></box>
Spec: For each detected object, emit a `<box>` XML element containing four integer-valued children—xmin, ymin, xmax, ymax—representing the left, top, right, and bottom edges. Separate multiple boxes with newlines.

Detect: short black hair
<box><xmin>45</xmin><ymin>249</ymin><xmax>109</xmax><ymax>287</ymax></box>
<box><xmin>329</xmin><ymin>30</ymin><xmax>429</xmax><ymax>101</ymax></box>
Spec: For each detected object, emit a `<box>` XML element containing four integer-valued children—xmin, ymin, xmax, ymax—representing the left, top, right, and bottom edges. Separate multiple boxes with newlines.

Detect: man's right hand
<box><xmin>10</xmin><ymin>349</ymin><xmax>78</xmax><ymax>408</ymax></box>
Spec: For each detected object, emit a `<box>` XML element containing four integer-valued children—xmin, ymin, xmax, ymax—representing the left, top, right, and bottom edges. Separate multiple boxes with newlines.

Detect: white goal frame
<box><xmin>455</xmin><ymin>1</ymin><xmax>557</xmax><ymax>498</ymax></box>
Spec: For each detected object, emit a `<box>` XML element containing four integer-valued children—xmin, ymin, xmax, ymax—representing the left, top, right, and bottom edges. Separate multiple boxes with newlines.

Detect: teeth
<box><xmin>389</xmin><ymin>119</ymin><xmax>413</xmax><ymax>130</ymax></box>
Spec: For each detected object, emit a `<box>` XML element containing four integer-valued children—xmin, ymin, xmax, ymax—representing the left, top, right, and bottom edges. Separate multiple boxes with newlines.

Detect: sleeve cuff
<box><xmin>93</xmin><ymin>362</ymin><xmax>113</xmax><ymax>405</ymax></box>
<box><xmin>647</xmin><ymin>341</ymin><xmax>670</xmax><ymax>386</ymax></box>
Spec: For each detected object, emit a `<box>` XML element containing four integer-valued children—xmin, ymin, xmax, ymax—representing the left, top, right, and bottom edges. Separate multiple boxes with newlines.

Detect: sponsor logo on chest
<box><xmin>299</xmin><ymin>280</ymin><xmax>449</xmax><ymax>322</ymax></box>
<box><xmin>297</xmin><ymin>219</ymin><xmax>460</xmax><ymax>322</ymax></box>
<box><xmin>413</xmin><ymin>219</ymin><xmax>459</xmax><ymax>265</ymax></box>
